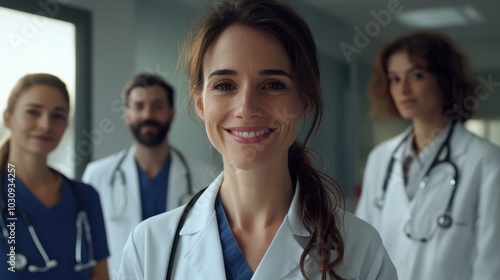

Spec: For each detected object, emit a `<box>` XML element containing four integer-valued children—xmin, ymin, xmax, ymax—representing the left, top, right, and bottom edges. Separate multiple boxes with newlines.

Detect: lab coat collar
<box><xmin>449</xmin><ymin>123</ymin><xmax>472</xmax><ymax>158</ymax></box>
<box><xmin>392</xmin><ymin>122</ymin><xmax>471</xmax><ymax>161</ymax></box>
<box><xmin>179</xmin><ymin>172</ymin><xmax>310</xmax><ymax>236</ymax></box>
<box><xmin>390</xmin><ymin>126</ymin><xmax>413</xmax><ymax>161</ymax></box>
<box><xmin>179</xmin><ymin>172</ymin><xmax>223</xmax><ymax>235</ymax></box>
<box><xmin>254</xmin><ymin>181</ymin><xmax>313</xmax><ymax>278</ymax></box>
<box><xmin>180</xmin><ymin>172</ymin><xmax>313</xmax><ymax>278</ymax></box>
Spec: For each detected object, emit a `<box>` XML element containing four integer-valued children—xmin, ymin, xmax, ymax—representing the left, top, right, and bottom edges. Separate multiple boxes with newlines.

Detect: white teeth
<box><xmin>231</xmin><ymin>129</ymin><xmax>270</xmax><ymax>138</ymax></box>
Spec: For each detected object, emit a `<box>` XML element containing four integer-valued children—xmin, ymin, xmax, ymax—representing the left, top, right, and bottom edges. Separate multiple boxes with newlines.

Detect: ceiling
<box><xmin>299</xmin><ymin>0</ymin><xmax>500</xmax><ymax>72</ymax></box>
<box><xmin>170</xmin><ymin>0</ymin><xmax>499</xmax><ymax>72</ymax></box>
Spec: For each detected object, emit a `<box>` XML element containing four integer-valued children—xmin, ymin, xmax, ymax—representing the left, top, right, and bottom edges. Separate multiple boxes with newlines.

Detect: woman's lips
<box><xmin>226</xmin><ymin>127</ymin><xmax>274</xmax><ymax>144</ymax></box>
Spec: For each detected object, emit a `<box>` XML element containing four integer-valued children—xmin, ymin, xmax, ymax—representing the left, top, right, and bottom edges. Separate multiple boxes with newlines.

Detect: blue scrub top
<box><xmin>215</xmin><ymin>196</ymin><xmax>254</xmax><ymax>280</ymax></box>
<box><xmin>0</xmin><ymin>172</ymin><xmax>109</xmax><ymax>280</ymax></box>
<box><xmin>136</xmin><ymin>156</ymin><xmax>171</xmax><ymax>220</ymax></box>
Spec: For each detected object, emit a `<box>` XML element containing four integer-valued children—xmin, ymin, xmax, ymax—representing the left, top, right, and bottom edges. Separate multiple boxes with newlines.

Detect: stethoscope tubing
<box><xmin>0</xmin><ymin>170</ymin><xmax>95</xmax><ymax>272</ymax></box>
<box><xmin>165</xmin><ymin>187</ymin><xmax>207</xmax><ymax>280</ymax></box>
<box><xmin>376</xmin><ymin>122</ymin><xmax>459</xmax><ymax>233</ymax></box>
<box><xmin>109</xmin><ymin>147</ymin><xmax>194</xmax><ymax>219</ymax></box>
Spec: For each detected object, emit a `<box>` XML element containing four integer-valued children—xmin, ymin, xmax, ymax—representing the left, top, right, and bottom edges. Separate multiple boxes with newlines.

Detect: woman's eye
<box><xmin>213</xmin><ymin>82</ymin><xmax>235</xmax><ymax>91</ymax></box>
<box><xmin>26</xmin><ymin>110</ymin><xmax>39</xmax><ymax>116</ymax></box>
<box><xmin>264</xmin><ymin>82</ymin><xmax>285</xmax><ymax>91</ymax></box>
<box><xmin>411</xmin><ymin>72</ymin><xmax>424</xmax><ymax>80</ymax></box>
<box><xmin>388</xmin><ymin>76</ymin><xmax>399</xmax><ymax>84</ymax></box>
<box><xmin>53</xmin><ymin>113</ymin><xmax>67</xmax><ymax>120</ymax></box>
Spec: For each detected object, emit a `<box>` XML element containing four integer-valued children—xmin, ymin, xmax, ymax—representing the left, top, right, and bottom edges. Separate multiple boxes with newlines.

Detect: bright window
<box><xmin>0</xmin><ymin>6</ymin><xmax>76</xmax><ymax>177</ymax></box>
<box><xmin>465</xmin><ymin>119</ymin><xmax>500</xmax><ymax>147</ymax></box>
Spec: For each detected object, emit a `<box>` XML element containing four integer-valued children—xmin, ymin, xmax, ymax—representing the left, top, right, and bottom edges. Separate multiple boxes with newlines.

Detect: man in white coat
<box><xmin>82</xmin><ymin>73</ymin><xmax>213</xmax><ymax>278</ymax></box>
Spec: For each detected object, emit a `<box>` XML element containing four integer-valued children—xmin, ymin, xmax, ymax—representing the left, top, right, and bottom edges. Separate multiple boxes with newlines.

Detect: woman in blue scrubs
<box><xmin>0</xmin><ymin>73</ymin><xmax>109</xmax><ymax>279</ymax></box>
<box><xmin>120</xmin><ymin>1</ymin><xmax>397</xmax><ymax>279</ymax></box>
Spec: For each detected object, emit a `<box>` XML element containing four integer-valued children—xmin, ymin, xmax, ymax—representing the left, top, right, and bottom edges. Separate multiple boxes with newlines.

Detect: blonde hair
<box><xmin>1</xmin><ymin>73</ymin><xmax>70</xmax><ymax>172</ymax></box>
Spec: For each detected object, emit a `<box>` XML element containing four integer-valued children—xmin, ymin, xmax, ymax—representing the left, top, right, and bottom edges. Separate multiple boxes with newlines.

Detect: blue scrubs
<box><xmin>215</xmin><ymin>196</ymin><xmax>254</xmax><ymax>280</ymax></box>
<box><xmin>136</xmin><ymin>156</ymin><xmax>171</xmax><ymax>220</ymax></box>
<box><xmin>0</xmin><ymin>173</ymin><xmax>109</xmax><ymax>280</ymax></box>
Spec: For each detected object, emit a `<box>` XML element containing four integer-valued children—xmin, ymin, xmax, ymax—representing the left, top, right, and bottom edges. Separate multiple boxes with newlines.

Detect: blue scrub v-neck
<box><xmin>215</xmin><ymin>195</ymin><xmax>254</xmax><ymax>280</ymax></box>
<box><xmin>136</xmin><ymin>156</ymin><xmax>171</xmax><ymax>220</ymax></box>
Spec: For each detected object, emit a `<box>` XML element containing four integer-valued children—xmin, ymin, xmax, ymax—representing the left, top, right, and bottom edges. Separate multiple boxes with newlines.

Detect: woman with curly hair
<box><xmin>356</xmin><ymin>31</ymin><xmax>500</xmax><ymax>279</ymax></box>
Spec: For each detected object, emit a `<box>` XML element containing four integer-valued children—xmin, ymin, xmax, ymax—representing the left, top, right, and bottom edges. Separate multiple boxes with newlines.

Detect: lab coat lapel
<box><xmin>183</xmin><ymin>216</ymin><xmax>227</xmax><ymax>279</ymax></box>
<box><xmin>181</xmin><ymin>175</ymin><xmax>226</xmax><ymax>279</ymax></box>
<box><xmin>386</xmin><ymin>132</ymin><xmax>411</xmax><ymax>204</ymax></box>
<box><xmin>392</xmin><ymin>126</ymin><xmax>413</xmax><ymax>162</ymax></box>
<box><xmin>450</xmin><ymin>123</ymin><xmax>471</xmax><ymax>158</ymax></box>
<box><xmin>253</xmin><ymin>181</ymin><xmax>312</xmax><ymax>279</ymax></box>
<box><xmin>122</xmin><ymin>146</ymin><xmax>142</xmax><ymax>225</ymax></box>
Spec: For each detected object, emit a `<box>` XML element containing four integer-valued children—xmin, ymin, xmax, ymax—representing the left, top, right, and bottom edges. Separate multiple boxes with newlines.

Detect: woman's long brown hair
<box><xmin>181</xmin><ymin>1</ymin><xmax>345</xmax><ymax>279</ymax></box>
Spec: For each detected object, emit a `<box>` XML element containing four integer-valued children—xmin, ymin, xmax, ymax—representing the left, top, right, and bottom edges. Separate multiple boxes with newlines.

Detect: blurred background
<box><xmin>1</xmin><ymin>0</ymin><xmax>499</xmax><ymax>211</ymax></box>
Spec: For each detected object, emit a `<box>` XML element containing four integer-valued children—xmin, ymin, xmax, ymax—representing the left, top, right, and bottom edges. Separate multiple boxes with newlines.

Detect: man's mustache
<box><xmin>140</xmin><ymin>120</ymin><xmax>162</xmax><ymax>128</ymax></box>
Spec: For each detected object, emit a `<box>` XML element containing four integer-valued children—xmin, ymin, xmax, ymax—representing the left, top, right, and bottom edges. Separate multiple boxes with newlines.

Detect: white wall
<box><xmin>68</xmin><ymin>0</ymin><xmax>136</xmax><ymax>162</ymax></box>
<box><xmin>135</xmin><ymin>0</ymin><xmax>212</xmax><ymax>164</ymax></box>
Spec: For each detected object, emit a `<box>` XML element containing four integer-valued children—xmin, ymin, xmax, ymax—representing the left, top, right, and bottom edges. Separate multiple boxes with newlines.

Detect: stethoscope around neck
<box><xmin>108</xmin><ymin>147</ymin><xmax>194</xmax><ymax>220</ymax></box>
<box><xmin>375</xmin><ymin>122</ymin><xmax>459</xmax><ymax>241</ymax></box>
<box><xmin>0</xmin><ymin>170</ymin><xmax>96</xmax><ymax>272</ymax></box>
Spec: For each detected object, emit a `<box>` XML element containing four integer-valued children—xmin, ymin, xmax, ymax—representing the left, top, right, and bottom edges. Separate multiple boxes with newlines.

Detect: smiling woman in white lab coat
<box><xmin>119</xmin><ymin>0</ymin><xmax>397</xmax><ymax>279</ymax></box>
<box><xmin>355</xmin><ymin>31</ymin><xmax>500</xmax><ymax>280</ymax></box>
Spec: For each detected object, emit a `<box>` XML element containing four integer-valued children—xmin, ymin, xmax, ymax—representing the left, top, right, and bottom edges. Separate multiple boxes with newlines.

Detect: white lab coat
<box><xmin>356</xmin><ymin>123</ymin><xmax>500</xmax><ymax>280</ymax></box>
<box><xmin>119</xmin><ymin>172</ymin><xmax>398</xmax><ymax>280</ymax></box>
<box><xmin>82</xmin><ymin>146</ymin><xmax>214</xmax><ymax>279</ymax></box>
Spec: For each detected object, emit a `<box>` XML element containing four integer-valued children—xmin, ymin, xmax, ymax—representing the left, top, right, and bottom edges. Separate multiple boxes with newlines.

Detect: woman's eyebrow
<box><xmin>208</xmin><ymin>69</ymin><xmax>293</xmax><ymax>79</ymax></box>
<box><xmin>208</xmin><ymin>69</ymin><xmax>237</xmax><ymax>79</ymax></box>
<box><xmin>259</xmin><ymin>69</ymin><xmax>293</xmax><ymax>79</ymax></box>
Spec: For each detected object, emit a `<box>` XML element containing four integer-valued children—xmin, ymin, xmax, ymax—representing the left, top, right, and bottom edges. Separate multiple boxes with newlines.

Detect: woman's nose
<box><xmin>38</xmin><ymin>113</ymin><xmax>51</xmax><ymax>130</ymax></box>
<box><xmin>234</xmin><ymin>88</ymin><xmax>263</xmax><ymax>119</ymax></box>
<box><xmin>401</xmin><ymin>78</ymin><xmax>411</xmax><ymax>95</ymax></box>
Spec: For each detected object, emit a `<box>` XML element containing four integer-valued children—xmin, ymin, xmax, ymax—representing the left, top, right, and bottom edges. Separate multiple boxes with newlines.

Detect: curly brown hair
<box><xmin>368</xmin><ymin>31</ymin><xmax>478</xmax><ymax>122</ymax></box>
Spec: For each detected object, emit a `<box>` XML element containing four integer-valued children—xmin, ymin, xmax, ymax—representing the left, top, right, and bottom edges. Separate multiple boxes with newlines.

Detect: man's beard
<box><xmin>130</xmin><ymin>119</ymin><xmax>170</xmax><ymax>147</ymax></box>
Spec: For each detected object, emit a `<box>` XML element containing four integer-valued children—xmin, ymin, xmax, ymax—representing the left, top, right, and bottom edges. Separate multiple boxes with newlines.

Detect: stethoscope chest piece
<box><xmin>437</xmin><ymin>214</ymin><xmax>453</xmax><ymax>228</ymax></box>
<box><xmin>15</xmin><ymin>253</ymin><xmax>27</xmax><ymax>271</ymax></box>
